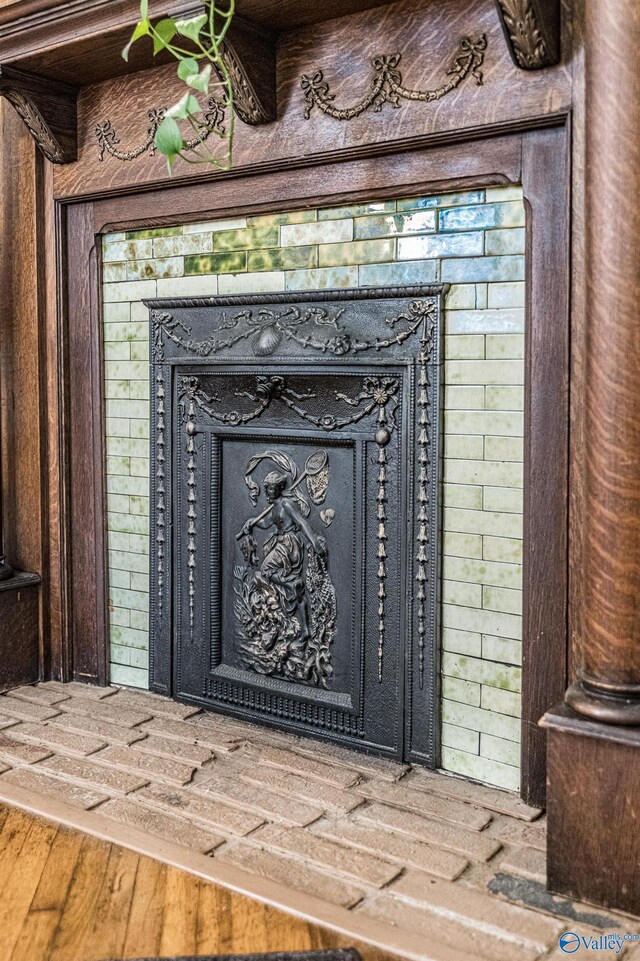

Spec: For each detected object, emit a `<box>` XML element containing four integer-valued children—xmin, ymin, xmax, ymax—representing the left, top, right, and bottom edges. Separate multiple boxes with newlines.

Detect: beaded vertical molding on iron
<box><xmin>416</xmin><ymin>316</ymin><xmax>432</xmax><ymax>690</ymax></box>
<box><xmin>376</xmin><ymin>414</ymin><xmax>389</xmax><ymax>682</ymax></box>
<box><xmin>155</xmin><ymin>370</ymin><xmax>166</xmax><ymax>625</ymax></box>
<box><xmin>185</xmin><ymin>395</ymin><xmax>198</xmax><ymax>639</ymax></box>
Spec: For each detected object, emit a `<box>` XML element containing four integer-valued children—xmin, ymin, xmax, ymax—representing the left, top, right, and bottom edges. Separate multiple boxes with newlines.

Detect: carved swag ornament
<box><xmin>96</xmin><ymin>97</ymin><xmax>227</xmax><ymax>163</ymax></box>
<box><xmin>301</xmin><ymin>36</ymin><xmax>487</xmax><ymax>121</ymax></box>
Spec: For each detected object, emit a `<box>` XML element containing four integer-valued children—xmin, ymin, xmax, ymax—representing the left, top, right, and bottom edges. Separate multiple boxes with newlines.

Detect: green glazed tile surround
<box><xmin>102</xmin><ymin>186</ymin><xmax>525</xmax><ymax>791</ymax></box>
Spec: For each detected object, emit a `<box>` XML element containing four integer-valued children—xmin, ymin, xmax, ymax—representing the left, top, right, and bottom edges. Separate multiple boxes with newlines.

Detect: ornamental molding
<box><xmin>178</xmin><ymin>372</ymin><xmax>400</xmax><ymax>437</ymax></box>
<box><xmin>301</xmin><ymin>36</ymin><xmax>487</xmax><ymax>121</ymax></box>
<box><xmin>151</xmin><ymin>299</ymin><xmax>436</xmax><ymax>362</ymax></box>
<box><xmin>494</xmin><ymin>0</ymin><xmax>560</xmax><ymax>70</ymax></box>
<box><xmin>96</xmin><ymin>98</ymin><xmax>226</xmax><ymax>163</ymax></box>
<box><xmin>0</xmin><ymin>64</ymin><xmax>77</xmax><ymax>163</ymax></box>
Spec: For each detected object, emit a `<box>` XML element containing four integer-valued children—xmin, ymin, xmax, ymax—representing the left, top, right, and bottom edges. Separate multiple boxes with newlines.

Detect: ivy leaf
<box><xmin>175</xmin><ymin>14</ymin><xmax>208</xmax><ymax>43</ymax></box>
<box><xmin>139</xmin><ymin>0</ymin><xmax>148</xmax><ymax>18</ymax></box>
<box><xmin>187</xmin><ymin>63</ymin><xmax>212</xmax><ymax>93</ymax></box>
<box><xmin>167</xmin><ymin>92</ymin><xmax>201</xmax><ymax>120</ymax></box>
<box><xmin>177</xmin><ymin>58</ymin><xmax>200</xmax><ymax>81</ymax></box>
<box><xmin>122</xmin><ymin>19</ymin><xmax>150</xmax><ymax>61</ymax></box>
<box><xmin>155</xmin><ymin>115</ymin><xmax>184</xmax><ymax>162</ymax></box>
<box><xmin>152</xmin><ymin>18</ymin><xmax>177</xmax><ymax>55</ymax></box>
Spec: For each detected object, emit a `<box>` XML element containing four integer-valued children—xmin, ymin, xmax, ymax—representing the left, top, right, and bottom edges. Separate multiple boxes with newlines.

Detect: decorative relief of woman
<box><xmin>234</xmin><ymin>450</ymin><xmax>337</xmax><ymax>688</ymax></box>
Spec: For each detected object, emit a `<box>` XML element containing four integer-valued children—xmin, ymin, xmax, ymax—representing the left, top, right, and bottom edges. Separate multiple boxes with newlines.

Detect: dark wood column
<box><xmin>566</xmin><ymin>0</ymin><xmax>640</xmax><ymax>724</ymax></box>
<box><xmin>542</xmin><ymin>0</ymin><xmax>640</xmax><ymax>915</ymax></box>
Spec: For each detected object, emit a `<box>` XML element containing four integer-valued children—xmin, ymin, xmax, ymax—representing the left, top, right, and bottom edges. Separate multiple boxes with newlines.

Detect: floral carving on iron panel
<box><xmin>152</xmin><ymin>298</ymin><xmax>435</xmax><ymax>361</ymax></box>
<box><xmin>301</xmin><ymin>36</ymin><xmax>487</xmax><ymax>121</ymax></box>
<box><xmin>234</xmin><ymin>450</ymin><xmax>337</xmax><ymax>689</ymax></box>
<box><xmin>182</xmin><ymin>372</ymin><xmax>400</xmax><ymax>438</ymax></box>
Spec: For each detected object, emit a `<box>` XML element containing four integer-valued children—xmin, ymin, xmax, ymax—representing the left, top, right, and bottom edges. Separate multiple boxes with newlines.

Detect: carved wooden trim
<box><xmin>219</xmin><ymin>17</ymin><xmax>277</xmax><ymax>125</ymax></box>
<box><xmin>0</xmin><ymin>65</ymin><xmax>77</xmax><ymax>163</ymax></box>
<box><xmin>494</xmin><ymin>0</ymin><xmax>560</xmax><ymax>70</ymax></box>
<box><xmin>302</xmin><ymin>37</ymin><xmax>487</xmax><ymax>121</ymax></box>
<box><xmin>95</xmin><ymin>98</ymin><xmax>227</xmax><ymax>163</ymax></box>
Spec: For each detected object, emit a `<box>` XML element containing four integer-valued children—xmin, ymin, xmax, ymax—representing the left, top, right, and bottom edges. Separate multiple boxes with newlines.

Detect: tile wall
<box><xmin>102</xmin><ymin>185</ymin><xmax>525</xmax><ymax>790</ymax></box>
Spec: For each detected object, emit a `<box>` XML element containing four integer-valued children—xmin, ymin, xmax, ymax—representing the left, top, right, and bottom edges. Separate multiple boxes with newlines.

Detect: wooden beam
<box><xmin>494</xmin><ymin>0</ymin><xmax>561</xmax><ymax>70</ymax></box>
<box><xmin>0</xmin><ymin>65</ymin><xmax>77</xmax><ymax>164</ymax></box>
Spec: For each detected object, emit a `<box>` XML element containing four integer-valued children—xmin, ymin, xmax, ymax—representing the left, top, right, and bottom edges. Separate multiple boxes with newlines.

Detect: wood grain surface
<box><xmin>0</xmin><ymin>0</ymin><xmax>398</xmax><ymax>89</ymax></box>
<box><xmin>544</xmin><ymin>706</ymin><xmax>640</xmax><ymax>915</ymax></box>
<box><xmin>578</xmin><ymin>0</ymin><xmax>640</xmax><ymax>702</ymax></box>
<box><xmin>0</xmin><ymin>0</ymin><xmax>396</xmax><ymax>33</ymax></box>
<box><xmin>520</xmin><ymin>124</ymin><xmax>569</xmax><ymax>806</ymax></box>
<box><xmin>0</xmin><ymin>804</ymin><xmax>397</xmax><ymax>961</ymax></box>
<box><xmin>0</xmin><ymin>574</ymin><xmax>40</xmax><ymax>691</ymax></box>
<box><xmin>0</xmin><ymin>104</ymin><xmax>44</xmax><ymax>577</ymax></box>
<box><xmin>0</xmin><ymin>103</ymin><xmax>44</xmax><ymax>672</ymax></box>
<box><xmin>53</xmin><ymin>0</ymin><xmax>572</xmax><ymax>199</ymax></box>
<box><xmin>65</xmin><ymin>201</ymin><xmax>109</xmax><ymax>687</ymax></box>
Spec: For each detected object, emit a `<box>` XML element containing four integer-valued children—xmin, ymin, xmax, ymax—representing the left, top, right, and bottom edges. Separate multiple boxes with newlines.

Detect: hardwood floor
<box><xmin>0</xmin><ymin>804</ymin><xmax>392</xmax><ymax>961</ymax></box>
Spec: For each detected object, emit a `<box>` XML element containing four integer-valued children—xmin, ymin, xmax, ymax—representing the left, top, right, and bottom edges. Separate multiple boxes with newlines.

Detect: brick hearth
<box><xmin>0</xmin><ymin>683</ymin><xmax>636</xmax><ymax>961</ymax></box>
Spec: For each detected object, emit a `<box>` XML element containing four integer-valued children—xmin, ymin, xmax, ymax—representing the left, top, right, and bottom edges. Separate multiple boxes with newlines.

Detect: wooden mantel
<box><xmin>0</xmin><ymin>0</ymin><xmax>561</xmax><ymax>163</ymax></box>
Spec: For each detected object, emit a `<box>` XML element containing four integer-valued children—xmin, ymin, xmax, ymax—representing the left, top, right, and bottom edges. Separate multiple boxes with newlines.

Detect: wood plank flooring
<box><xmin>0</xmin><ymin>805</ymin><xmax>394</xmax><ymax>961</ymax></box>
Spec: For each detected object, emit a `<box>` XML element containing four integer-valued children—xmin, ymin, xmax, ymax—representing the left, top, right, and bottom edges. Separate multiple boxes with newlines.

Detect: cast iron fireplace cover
<box><xmin>145</xmin><ymin>285</ymin><xmax>445</xmax><ymax>766</ymax></box>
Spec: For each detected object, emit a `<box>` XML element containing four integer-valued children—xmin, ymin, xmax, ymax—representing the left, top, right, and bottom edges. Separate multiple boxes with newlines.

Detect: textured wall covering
<box><xmin>102</xmin><ymin>186</ymin><xmax>524</xmax><ymax>791</ymax></box>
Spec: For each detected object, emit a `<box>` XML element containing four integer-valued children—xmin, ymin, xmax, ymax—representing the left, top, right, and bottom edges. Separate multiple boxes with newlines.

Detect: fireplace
<box><xmin>146</xmin><ymin>285</ymin><xmax>444</xmax><ymax>764</ymax></box>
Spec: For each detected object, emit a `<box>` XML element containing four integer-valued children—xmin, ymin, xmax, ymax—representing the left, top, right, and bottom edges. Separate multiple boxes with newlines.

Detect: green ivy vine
<box><xmin>123</xmin><ymin>0</ymin><xmax>235</xmax><ymax>172</ymax></box>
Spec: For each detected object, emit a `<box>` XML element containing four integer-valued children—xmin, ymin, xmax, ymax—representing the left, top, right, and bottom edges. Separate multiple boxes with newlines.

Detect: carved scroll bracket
<box><xmin>218</xmin><ymin>16</ymin><xmax>277</xmax><ymax>126</ymax></box>
<box><xmin>0</xmin><ymin>64</ymin><xmax>77</xmax><ymax>163</ymax></box>
<box><xmin>494</xmin><ymin>0</ymin><xmax>560</xmax><ymax>70</ymax></box>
